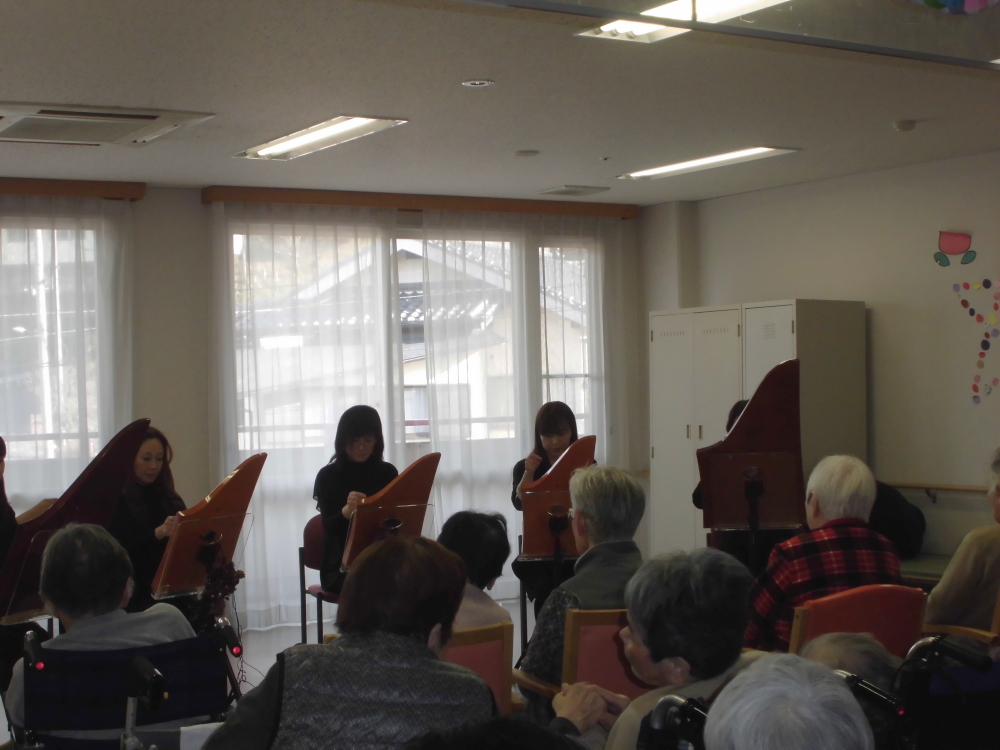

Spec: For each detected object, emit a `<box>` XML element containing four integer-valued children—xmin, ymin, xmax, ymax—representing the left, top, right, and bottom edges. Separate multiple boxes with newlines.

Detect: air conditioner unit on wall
<box><xmin>0</xmin><ymin>103</ymin><xmax>214</xmax><ymax>146</ymax></box>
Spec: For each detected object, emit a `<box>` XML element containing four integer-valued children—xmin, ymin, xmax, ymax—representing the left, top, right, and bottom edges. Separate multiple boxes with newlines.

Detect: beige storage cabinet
<box><xmin>649</xmin><ymin>299</ymin><xmax>866</xmax><ymax>556</ymax></box>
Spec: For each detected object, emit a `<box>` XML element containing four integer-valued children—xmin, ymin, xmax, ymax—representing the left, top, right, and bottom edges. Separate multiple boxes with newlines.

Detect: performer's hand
<box><xmin>553</xmin><ymin>682</ymin><xmax>607</xmax><ymax>733</ymax></box>
<box><xmin>342</xmin><ymin>492</ymin><xmax>366</xmax><ymax>518</ymax></box>
<box><xmin>523</xmin><ymin>452</ymin><xmax>543</xmax><ymax>478</ymax></box>
<box><xmin>155</xmin><ymin>514</ymin><xmax>180</xmax><ymax>540</ymax></box>
<box><xmin>588</xmin><ymin>685</ymin><xmax>631</xmax><ymax>729</ymax></box>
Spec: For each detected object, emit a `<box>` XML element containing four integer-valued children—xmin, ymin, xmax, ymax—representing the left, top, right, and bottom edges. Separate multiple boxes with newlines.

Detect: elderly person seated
<box><xmin>203</xmin><ymin>536</ymin><xmax>495</xmax><ymax>750</ymax></box>
<box><xmin>519</xmin><ymin>465</ymin><xmax>645</xmax><ymax>720</ymax></box>
<box><xmin>924</xmin><ymin>448</ymin><xmax>1000</xmax><ymax>633</ymax></box>
<box><xmin>437</xmin><ymin>510</ymin><xmax>513</xmax><ymax>631</ymax></box>
<box><xmin>744</xmin><ymin>455</ymin><xmax>902</xmax><ymax>652</ymax></box>
<box><xmin>800</xmin><ymin>632</ymin><xmax>902</xmax><ymax>750</ymax></box>
<box><xmin>548</xmin><ymin>549</ymin><xmax>763</xmax><ymax>749</ymax></box>
<box><xmin>3</xmin><ymin>524</ymin><xmax>196</xmax><ymax>737</ymax></box>
<box><xmin>704</xmin><ymin>653</ymin><xmax>873</xmax><ymax>750</ymax></box>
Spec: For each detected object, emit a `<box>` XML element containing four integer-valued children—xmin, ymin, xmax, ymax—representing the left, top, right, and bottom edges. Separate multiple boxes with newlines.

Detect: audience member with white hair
<box><xmin>744</xmin><ymin>455</ymin><xmax>902</xmax><ymax>652</ymax></box>
<box><xmin>704</xmin><ymin>653</ymin><xmax>874</xmax><ymax>750</ymax></box>
<box><xmin>519</xmin><ymin>464</ymin><xmax>645</xmax><ymax>721</ymax></box>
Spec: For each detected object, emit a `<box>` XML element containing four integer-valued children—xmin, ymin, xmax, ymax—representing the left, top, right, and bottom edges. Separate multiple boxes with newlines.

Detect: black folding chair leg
<box><xmin>317</xmin><ymin>599</ymin><xmax>324</xmax><ymax>643</ymax></box>
<box><xmin>299</xmin><ymin>548</ymin><xmax>308</xmax><ymax>645</ymax></box>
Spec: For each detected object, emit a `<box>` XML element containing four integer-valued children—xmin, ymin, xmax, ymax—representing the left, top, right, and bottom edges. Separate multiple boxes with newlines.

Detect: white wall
<box><xmin>689</xmin><ymin>152</ymin><xmax>1000</xmax><ymax>552</ymax></box>
<box><xmin>132</xmin><ymin>187</ymin><xmax>213</xmax><ymax>504</ymax></box>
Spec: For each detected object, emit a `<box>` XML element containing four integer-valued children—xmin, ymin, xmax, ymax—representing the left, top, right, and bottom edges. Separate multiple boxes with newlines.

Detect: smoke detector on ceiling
<box><xmin>0</xmin><ymin>103</ymin><xmax>214</xmax><ymax>146</ymax></box>
<box><xmin>537</xmin><ymin>185</ymin><xmax>611</xmax><ymax>196</ymax></box>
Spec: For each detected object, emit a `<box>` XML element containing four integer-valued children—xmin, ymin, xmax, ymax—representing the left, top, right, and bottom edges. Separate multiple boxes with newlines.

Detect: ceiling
<box><xmin>1</xmin><ymin>0</ymin><xmax>999</xmax><ymax>206</ymax></box>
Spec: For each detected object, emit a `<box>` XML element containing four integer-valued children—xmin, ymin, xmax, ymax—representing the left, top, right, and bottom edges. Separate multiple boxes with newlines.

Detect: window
<box><xmin>0</xmin><ymin>197</ymin><xmax>131</xmax><ymax>507</ymax></box>
<box><xmin>540</xmin><ymin>244</ymin><xmax>593</xmax><ymax>435</ymax></box>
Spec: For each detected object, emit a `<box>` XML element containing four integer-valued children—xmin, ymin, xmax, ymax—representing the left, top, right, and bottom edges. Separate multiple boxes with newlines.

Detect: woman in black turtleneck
<box><xmin>109</xmin><ymin>427</ymin><xmax>186</xmax><ymax>612</ymax></box>
<box><xmin>313</xmin><ymin>405</ymin><xmax>398</xmax><ymax>593</ymax></box>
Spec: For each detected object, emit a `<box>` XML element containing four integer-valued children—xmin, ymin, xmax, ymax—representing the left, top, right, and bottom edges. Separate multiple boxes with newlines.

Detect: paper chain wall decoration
<box><xmin>953</xmin><ymin>279</ymin><xmax>1000</xmax><ymax>404</ymax></box>
<box><xmin>911</xmin><ymin>0</ymin><xmax>999</xmax><ymax>14</ymax></box>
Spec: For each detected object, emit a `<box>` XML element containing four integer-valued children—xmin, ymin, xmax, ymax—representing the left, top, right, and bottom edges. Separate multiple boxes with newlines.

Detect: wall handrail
<box><xmin>888</xmin><ymin>482</ymin><xmax>987</xmax><ymax>493</ymax></box>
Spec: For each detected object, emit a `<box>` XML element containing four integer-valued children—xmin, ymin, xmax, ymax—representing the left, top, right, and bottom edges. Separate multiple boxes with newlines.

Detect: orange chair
<box><xmin>446</xmin><ymin>621</ymin><xmax>516</xmax><ymax>715</ymax></box>
<box><xmin>923</xmin><ymin>588</ymin><xmax>1000</xmax><ymax>646</ymax></box>
<box><xmin>299</xmin><ymin>514</ymin><xmax>340</xmax><ymax>644</ymax></box>
<box><xmin>787</xmin><ymin>584</ymin><xmax>927</xmax><ymax>658</ymax></box>
<box><xmin>513</xmin><ymin>609</ymin><xmax>655</xmax><ymax>700</ymax></box>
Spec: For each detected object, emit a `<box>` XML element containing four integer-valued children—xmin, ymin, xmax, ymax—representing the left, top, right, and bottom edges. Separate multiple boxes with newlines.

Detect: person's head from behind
<box><xmin>406</xmin><ymin>717</ymin><xmax>582</xmax><ymax>750</ymax></box>
<box><xmin>438</xmin><ymin>511</ymin><xmax>511</xmax><ymax>591</ymax></box>
<box><xmin>621</xmin><ymin>549</ymin><xmax>753</xmax><ymax>687</ymax></box>
<box><xmin>333</xmin><ymin>405</ymin><xmax>386</xmax><ymax>465</ymax></box>
<box><xmin>568</xmin><ymin>465</ymin><xmax>644</xmax><ymax>554</ymax></box>
<box><xmin>40</xmin><ymin>524</ymin><xmax>133</xmax><ymax>626</ymax></box>
<box><xmin>704</xmin><ymin>653</ymin><xmax>874</xmax><ymax>750</ymax></box>
<box><xmin>133</xmin><ymin>427</ymin><xmax>176</xmax><ymax>491</ymax></box>
<box><xmin>533</xmin><ymin>401</ymin><xmax>578</xmax><ymax>463</ymax></box>
<box><xmin>799</xmin><ymin>632</ymin><xmax>901</xmax><ymax>692</ymax></box>
<box><xmin>805</xmin><ymin>455</ymin><xmax>876</xmax><ymax>529</ymax></box>
<box><xmin>336</xmin><ymin>536</ymin><xmax>466</xmax><ymax>653</ymax></box>
<box><xmin>726</xmin><ymin>400</ymin><xmax>748</xmax><ymax>433</ymax></box>
<box><xmin>989</xmin><ymin>447</ymin><xmax>1000</xmax><ymax>524</ymax></box>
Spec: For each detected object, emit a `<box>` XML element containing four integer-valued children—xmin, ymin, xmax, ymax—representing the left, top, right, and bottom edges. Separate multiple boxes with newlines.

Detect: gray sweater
<box><xmin>204</xmin><ymin>630</ymin><xmax>495</xmax><ymax>750</ymax></box>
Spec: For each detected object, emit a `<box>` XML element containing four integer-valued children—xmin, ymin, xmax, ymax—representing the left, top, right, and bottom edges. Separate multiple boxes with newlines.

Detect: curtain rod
<box><xmin>201</xmin><ymin>185</ymin><xmax>639</xmax><ymax>219</ymax></box>
<box><xmin>0</xmin><ymin>177</ymin><xmax>146</xmax><ymax>201</ymax></box>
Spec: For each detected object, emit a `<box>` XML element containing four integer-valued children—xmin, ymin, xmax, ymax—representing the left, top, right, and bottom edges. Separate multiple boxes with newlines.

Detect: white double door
<box><xmin>650</xmin><ymin>307</ymin><xmax>743</xmax><ymax>555</ymax></box>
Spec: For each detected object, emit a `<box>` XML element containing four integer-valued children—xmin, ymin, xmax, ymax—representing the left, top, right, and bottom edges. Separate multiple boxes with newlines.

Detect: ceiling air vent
<box><xmin>0</xmin><ymin>103</ymin><xmax>214</xmax><ymax>146</ymax></box>
<box><xmin>537</xmin><ymin>185</ymin><xmax>611</xmax><ymax>197</ymax></box>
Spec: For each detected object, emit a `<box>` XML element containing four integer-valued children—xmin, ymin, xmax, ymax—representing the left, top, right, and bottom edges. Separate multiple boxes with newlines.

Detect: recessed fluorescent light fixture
<box><xmin>582</xmin><ymin>0</ymin><xmax>793</xmax><ymax>43</ymax></box>
<box><xmin>239</xmin><ymin>115</ymin><xmax>406</xmax><ymax>160</ymax></box>
<box><xmin>617</xmin><ymin>147</ymin><xmax>797</xmax><ymax>180</ymax></box>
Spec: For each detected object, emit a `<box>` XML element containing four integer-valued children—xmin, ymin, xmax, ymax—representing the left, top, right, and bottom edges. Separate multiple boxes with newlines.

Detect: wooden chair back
<box><xmin>562</xmin><ymin>609</ymin><xmax>655</xmax><ymax>700</ymax></box>
<box><xmin>301</xmin><ymin>514</ymin><xmax>325</xmax><ymax>571</ymax></box>
<box><xmin>446</xmin><ymin>621</ymin><xmax>514</xmax><ymax>715</ymax></box>
<box><xmin>789</xmin><ymin>584</ymin><xmax>927</xmax><ymax>658</ymax></box>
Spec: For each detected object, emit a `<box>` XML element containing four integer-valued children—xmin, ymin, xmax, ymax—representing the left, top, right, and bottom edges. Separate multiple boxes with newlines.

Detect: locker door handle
<box><xmin>698</xmin><ymin>425</ymin><xmax>703</xmax><ymax>439</ymax></box>
<box><xmin>686</xmin><ymin>425</ymin><xmax>690</xmax><ymax>439</ymax></box>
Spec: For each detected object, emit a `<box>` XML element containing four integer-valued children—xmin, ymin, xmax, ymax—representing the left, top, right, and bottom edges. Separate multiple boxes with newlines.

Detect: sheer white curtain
<box><xmin>211</xmin><ymin>202</ymin><xmax>400</xmax><ymax>629</ymax></box>
<box><xmin>0</xmin><ymin>195</ymin><xmax>132</xmax><ymax>513</ymax></box>
<box><xmin>212</xmin><ymin>203</ymin><xmax>630</xmax><ymax>626</ymax></box>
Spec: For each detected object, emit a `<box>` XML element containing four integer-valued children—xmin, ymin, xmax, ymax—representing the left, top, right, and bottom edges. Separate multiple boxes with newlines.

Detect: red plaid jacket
<box><xmin>744</xmin><ymin>518</ymin><xmax>903</xmax><ymax>652</ymax></box>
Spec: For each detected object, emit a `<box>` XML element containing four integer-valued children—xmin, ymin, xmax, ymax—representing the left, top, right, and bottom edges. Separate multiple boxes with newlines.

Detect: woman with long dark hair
<box><xmin>109</xmin><ymin>427</ymin><xmax>187</xmax><ymax>612</ymax></box>
<box><xmin>313</xmin><ymin>405</ymin><xmax>398</xmax><ymax>593</ymax></box>
<box><xmin>511</xmin><ymin>401</ymin><xmax>579</xmax><ymax>510</ymax></box>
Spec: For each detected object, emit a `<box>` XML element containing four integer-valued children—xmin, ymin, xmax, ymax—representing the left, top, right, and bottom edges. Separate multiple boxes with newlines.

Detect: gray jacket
<box><xmin>204</xmin><ymin>630</ymin><xmax>495</xmax><ymax>750</ymax></box>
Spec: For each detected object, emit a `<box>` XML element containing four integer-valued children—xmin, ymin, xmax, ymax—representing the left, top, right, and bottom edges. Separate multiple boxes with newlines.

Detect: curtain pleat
<box><xmin>0</xmin><ymin>195</ymin><xmax>131</xmax><ymax>512</ymax></box>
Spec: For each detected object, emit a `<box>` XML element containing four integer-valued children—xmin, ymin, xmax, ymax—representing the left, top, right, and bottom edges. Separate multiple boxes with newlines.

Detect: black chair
<box><xmin>19</xmin><ymin>635</ymin><xmax>232</xmax><ymax>750</ymax></box>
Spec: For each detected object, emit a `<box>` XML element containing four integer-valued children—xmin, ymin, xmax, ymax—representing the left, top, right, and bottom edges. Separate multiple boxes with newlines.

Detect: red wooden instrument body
<box><xmin>696</xmin><ymin>359</ymin><xmax>806</xmax><ymax>530</ymax></box>
<box><xmin>151</xmin><ymin>453</ymin><xmax>267</xmax><ymax>599</ymax></box>
<box><xmin>0</xmin><ymin>419</ymin><xmax>151</xmax><ymax>624</ymax></box>
<box><xmin>341</xmin><ymin>452</ymin><xmax>441</xmax><ymax>569</ymax></box>
<box><xmin>520</xmin><ymin>435</ymin><xmax>597</xmax><ymax>559</ymax></box>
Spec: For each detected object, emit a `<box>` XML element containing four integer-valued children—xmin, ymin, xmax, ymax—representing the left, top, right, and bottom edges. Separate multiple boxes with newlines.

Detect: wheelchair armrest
<box><xmin>922</xmin><ymin>623</ymin><xmax>997</xmax><ymax>645</ymax></box>
<box><xmin>512</xmin><ymin>669</ymin><xmax>559</xmax><ymax>699</ymax></box>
